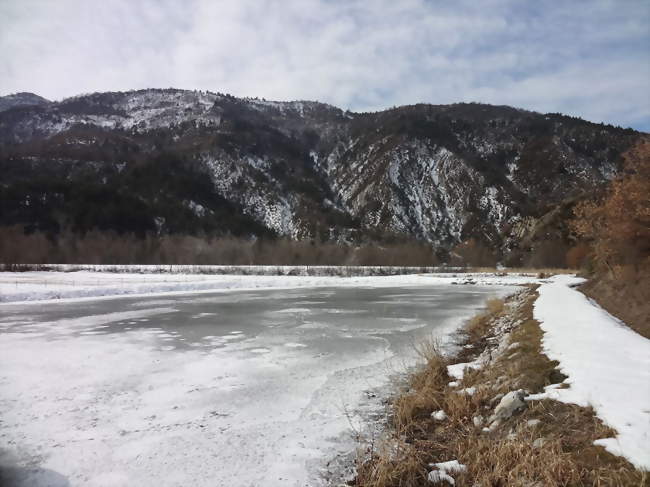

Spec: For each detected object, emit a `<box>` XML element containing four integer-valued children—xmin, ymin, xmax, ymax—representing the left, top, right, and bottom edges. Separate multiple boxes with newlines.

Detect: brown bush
<box><xmin>565</xmin><ymin>243</ymin><xmax>591</xmax><ymax>269</ymax></box>
<box><xmin>0</xmin><ymin>226</ymin><xmax>51</xmax><ymax>264</ymax></box>
<box><xmin>524</xmin><ymin>239</ymin><xmax>570</xmax><ymax>269</ymax></box>
<box><xmin>572</xmin><ymin>137</ymin><xmax>650</xmax><ymax>275</ymax></box>
<box><xmin>571</xmin><ymin>137</ymin><xmax>650</xmax><ymax>336</ymax></box>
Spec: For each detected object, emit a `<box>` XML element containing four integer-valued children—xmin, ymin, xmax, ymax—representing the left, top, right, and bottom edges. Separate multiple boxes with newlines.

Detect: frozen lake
<box><xmin>0</xmin><ymin>284</ymin><xmax>516</xmax><ymax>486</ymax></box>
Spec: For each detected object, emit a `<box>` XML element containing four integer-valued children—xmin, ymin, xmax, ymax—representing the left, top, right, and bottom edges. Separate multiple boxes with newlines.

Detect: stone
<box><xmin>486</xmin><ymin>419</ymin><xmax>502</xmax><ymax>432</ymax></box>
<box><xmin>430</xmin><ymin>460</ymin><xmax>467</xmax><ymax>473</ymax></box>
<box><xmin>489</xmin><ymin>389</ymin><xmax>527</xmax><ymax>423</ymax></box>
<box><xmin>431</xmin><ymin>410</ymin><xmax>448</xmax><ymax>421</ymax></box>
<box><xmin>427</xmin><ymin>460</ymin><xmax>467</xmax><ymax>485</ymax></box>
<box><xmin>428</xmin><ymin>470</ymin><xmax>455</xmax><ymax>485</ymax></box>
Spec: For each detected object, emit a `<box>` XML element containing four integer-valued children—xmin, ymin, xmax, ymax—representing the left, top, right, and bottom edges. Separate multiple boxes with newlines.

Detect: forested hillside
<box><xmin>0</xmin><ymin>89</ymin><xmax>643</xmax><ymax>265</ymax></box>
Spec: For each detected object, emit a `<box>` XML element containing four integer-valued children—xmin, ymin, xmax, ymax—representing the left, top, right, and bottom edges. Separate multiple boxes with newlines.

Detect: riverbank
<box><xmin>353</xmin><ymin>278</ymin><xmax>648</xmax><ymax>486</ymax></box>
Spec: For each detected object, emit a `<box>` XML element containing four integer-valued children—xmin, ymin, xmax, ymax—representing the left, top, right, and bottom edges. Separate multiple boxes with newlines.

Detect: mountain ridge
<box><xmin>0</xmin><ymin>92</ymin><xmax>51</xmax><ymax>113</ymax></box>
<box><xmin>5</xmin><ymin>88</ymin><xmax>638</xmax><ymax>130</ymax></box>
<box><xmin>0</xmin><ymin>88</ymin><xmax>642</xmax><ymax>263</ymax></box>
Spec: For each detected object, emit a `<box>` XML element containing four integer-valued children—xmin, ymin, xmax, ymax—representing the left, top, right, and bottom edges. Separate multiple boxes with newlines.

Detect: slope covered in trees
<box><xmin>0</xmin><ymin>89</ymin><xmax>644</xmax><ymax>265</ymax></box>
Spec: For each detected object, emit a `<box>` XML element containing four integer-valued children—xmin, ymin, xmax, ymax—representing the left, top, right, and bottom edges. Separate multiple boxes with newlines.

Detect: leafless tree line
<box><xmin>0</xmin><ymin>226</ymin><xmax>441</xmax><ymax>267</ymax></box>
<box><xmin>1</xmin><ymin>226</ymin><xmax>586</xmax><ymax>269</ymax></box>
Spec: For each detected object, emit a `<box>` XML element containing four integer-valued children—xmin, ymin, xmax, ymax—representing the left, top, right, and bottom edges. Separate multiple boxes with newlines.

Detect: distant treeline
<box><xmin>0</xmin><ymin>224</ymin><xmax>587</xmax><ymax>269</ymax></box>
<box><xmin>0</xmin><ymin>227</ymin><xmax>443</xmax><ymax>267</ymax></box>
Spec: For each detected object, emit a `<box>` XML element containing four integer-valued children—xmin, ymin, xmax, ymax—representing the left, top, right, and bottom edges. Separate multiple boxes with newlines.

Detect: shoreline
<box><xmin>0</xmin><ymin>270</ymin><xmax>543</xmax><ymax>305</ymax></box>
<box><xmin>352</xmin><ymin>281</ymin><xmax>648</xmax><ymax>486</ymax></box>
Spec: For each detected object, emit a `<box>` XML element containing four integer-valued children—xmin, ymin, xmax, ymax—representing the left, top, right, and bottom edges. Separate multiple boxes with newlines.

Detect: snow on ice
<box><xmin>0</xmin><ymin>269</ymin><xmax>541</xmax><ymax>304</ymax></box>
<box><xmin>0</xmin><ymin>275</ymin><xmax>523</xmax><ymax>486</ymax></box>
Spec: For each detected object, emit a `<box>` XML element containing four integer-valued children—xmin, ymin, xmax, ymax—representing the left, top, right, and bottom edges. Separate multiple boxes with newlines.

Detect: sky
<box><xmin>1</xmin><ymin>0</ymin><xmax>649</xmax><ymax>130</ymax></box>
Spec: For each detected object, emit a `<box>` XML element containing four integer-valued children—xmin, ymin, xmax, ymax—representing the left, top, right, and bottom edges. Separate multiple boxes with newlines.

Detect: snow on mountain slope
<box><xmin>1</xmin><ymin>90</ymin><xmax>222</xmax><ymax>139</ymax></box>
<box><xmin>0</xmin><ymin>89</ymin><xmax>641</xmax><ymax>249</ymax></box>
<box><xmin>203</xmin><ymin>154</ymin><xmax>298</xmax><ymax>237</ymax></box>
<box><xmin>0</xmin><ymin>92</ymin><xmax>50</xmax><ymax>112</ymax></box>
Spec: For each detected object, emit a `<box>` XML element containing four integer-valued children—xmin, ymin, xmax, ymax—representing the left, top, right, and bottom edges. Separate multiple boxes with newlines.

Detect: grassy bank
<box><xmin>580</xmin><ymin>270</ymin><xmax>650</xmax><ymax>339</ymax></box>
<box><xmin>353</xmin><ymin>286</ymin><xmax>646</xmax><ymax>486</ymax></box>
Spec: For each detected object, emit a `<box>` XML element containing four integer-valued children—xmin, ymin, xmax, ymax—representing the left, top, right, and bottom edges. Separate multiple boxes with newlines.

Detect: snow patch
<box><xmin>533</xmin><ymin>275</ymin><xmax>650</xmax><ymax>470</ymax></box>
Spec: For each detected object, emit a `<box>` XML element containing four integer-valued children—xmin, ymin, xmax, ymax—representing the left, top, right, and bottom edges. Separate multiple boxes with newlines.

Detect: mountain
<box><xmin>0</xmin><ymin>92</ymin><xmax>51</xmax><ymax>113</ymax></box>
<box><xmin>0</xmin><ymin>88</ymin><xmax>642</xmax><ymax>259</ymax></box>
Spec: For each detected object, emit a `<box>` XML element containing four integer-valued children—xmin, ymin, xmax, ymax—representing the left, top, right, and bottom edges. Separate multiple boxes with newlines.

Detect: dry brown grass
<box><xmin>580</xmin><ymin>265</ymin><xmax>650</xmax><ymax>339</ymax></box>
<box><xmin>355</xmin><ymin>439</ymin><xmax>430</xmax><ymax>487</ymax></box>
<box><xmin>353</xmin><ymin>287</ymin><xmax>647</xmax><ymax>487</ymax></box>
<box><xmin>394</xmin><ymin>343</ymin><xmax>449</xmax><ymax>431</ymax></box>
<box><xmin>464</xmin><ymin>298</ymin><xmax>505</xmax><ymax>344</ymax></box>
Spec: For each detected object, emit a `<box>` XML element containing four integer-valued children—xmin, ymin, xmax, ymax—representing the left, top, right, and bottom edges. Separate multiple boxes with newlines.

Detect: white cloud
<box><xmin>0</xmin><ymin>0</ymin><xmax>648</xmax><ymax>129</ymax></box>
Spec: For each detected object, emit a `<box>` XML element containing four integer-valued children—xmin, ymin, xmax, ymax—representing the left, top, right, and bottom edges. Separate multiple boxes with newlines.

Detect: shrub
<box><xmin>572</xmin><ymin>137</ymin><xmax>650</xmax><ymax>275</ymax></box>
<box><xmin>565</xmin><ymin>243</ymin><xmax>591</xmax><ymax>269</ymax></box>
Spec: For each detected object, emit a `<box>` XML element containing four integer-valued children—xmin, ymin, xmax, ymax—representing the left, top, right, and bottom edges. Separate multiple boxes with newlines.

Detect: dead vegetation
<box><xmin>0</xmin><ymin>226</ymin><xmax>442</xmax><ymax>267</ymax></box>
<box><xmin>353</xmin><ymin>287</ymin><xmax>646</xmax><ymax>486</ymax></box>
<box><xmin>571</xmin><ymin>137</ymin><xmax>650</xmax><ymax>338</ymax></box>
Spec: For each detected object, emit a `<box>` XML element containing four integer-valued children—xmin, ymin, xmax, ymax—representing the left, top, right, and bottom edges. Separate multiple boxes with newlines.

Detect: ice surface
<box><xmin>0</xmin><ymin>283</ymin><xmax>519</xmax><ymax>486</ymax></box>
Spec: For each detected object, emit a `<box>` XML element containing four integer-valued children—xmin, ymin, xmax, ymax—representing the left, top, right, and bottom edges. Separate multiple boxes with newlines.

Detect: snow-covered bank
<box><xmin>533</xmin><ymin>275</ymin><xmax>650</xmax><ymax>471</ymax></box>
<box><xmin>1</xmin><ymin>264</ymin><xmax>450</xmax><ymax>275</ymax></box>
<box><xmin>0</xmin><ymin>271</ymin><xmax>540</xmax><ymax>304</ymax></box>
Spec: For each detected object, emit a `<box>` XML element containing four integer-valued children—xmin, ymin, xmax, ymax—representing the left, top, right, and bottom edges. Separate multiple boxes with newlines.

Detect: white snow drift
<box><xmin>532</xmin><ymin>275</ymin><xmax>650</xmax><ymax>471</ymax></box>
